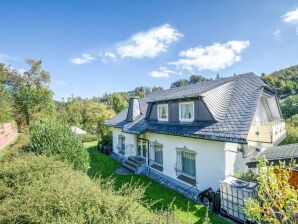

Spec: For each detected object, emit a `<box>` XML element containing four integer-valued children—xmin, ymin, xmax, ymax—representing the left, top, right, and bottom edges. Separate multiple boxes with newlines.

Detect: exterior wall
<box><xmin>254</xmin><ymin>100</ymin><xmax>269</xmax><ymax>123</ymax></box>
<box><xmin>146</xmin><ymin>133</ymin><xmax>226</xmax><ymax>191</ymax></box>
<box><xmin>112</xmin><ymin>129</ymin><xmax>254</xmax><ymax>191</ymax></box>
<box><xmin>112</xmin><ymin>128</ymin><xmax>137</xmax><ymax>157</ymax></box>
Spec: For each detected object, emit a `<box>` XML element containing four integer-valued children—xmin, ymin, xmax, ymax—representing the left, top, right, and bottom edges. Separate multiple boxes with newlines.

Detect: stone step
<box><xmin>125</xmin><ymin>160</ymin><xmax>140</xmax><ymax>168</ymax></box>
<box><xmin>122</xmin><ymin>162</ymin><xmax>137</xmax><ymax>173</ymax></box>
<box><xmin>128</xmin><ymin>156</ymin><xmax>143</xmax><ymax>165</ymax></box>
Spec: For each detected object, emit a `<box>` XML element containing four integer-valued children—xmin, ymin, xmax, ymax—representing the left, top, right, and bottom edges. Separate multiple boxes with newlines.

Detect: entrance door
<box><xmin>137</xmin><ymin>138</ymin><xmax>148</xmax><ymax>159</ymax></box>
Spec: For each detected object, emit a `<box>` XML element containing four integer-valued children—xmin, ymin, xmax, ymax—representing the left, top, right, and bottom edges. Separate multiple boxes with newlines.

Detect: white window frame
<box><xmin>179</xmin><ymin>101</ymin><xmax>195</xmax><ymax>122</ymax></box>
<box><xmin>176</xmin><ymin>146</ymin><xmax>197</xmax><ymax>180</ymax></box>
<box><xmin>157</xmin><ymin>104</ymin><xmax>169</xmax><ymax>121</ymax></box>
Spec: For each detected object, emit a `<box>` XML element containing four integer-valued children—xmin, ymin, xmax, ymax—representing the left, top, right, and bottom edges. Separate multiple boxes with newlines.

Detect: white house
<box><xmin>106</xmin><ymin>73</ymin><xmax>286</xmax><ymax>191</ymax></box>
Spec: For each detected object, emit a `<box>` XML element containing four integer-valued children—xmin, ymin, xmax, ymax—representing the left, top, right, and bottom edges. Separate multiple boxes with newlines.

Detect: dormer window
<box><xmin>157</xmin><ymin>104</ymin><xmax>168</xmax><ymax>121</ymax></box>
<box><xmin>179</xmin><ymin>102</ymin><xmax>194</xmax><ymax>122</ymax></box>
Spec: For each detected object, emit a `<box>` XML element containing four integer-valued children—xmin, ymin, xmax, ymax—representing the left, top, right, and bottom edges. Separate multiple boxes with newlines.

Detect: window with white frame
<box><xmin>176</xmin><ymin>147</ymin><xmax>196</xmax><ymax>179</ymax></box>
<box><xmin>157</xmin><ymin>104</ymin><xmax>168</xmax><ymax>121</ymax></box>
<box><xmin>150</xmin><ymin>141</ymin><xmax>163</xmax><ymax>171</ymax></box>
<box><xmin>179</xmin><ymin>102</ymin><xmax>194</xmax><ymax>122</ymax></box>
<box><xmin>117</xmin><ymin>135</ymin><xmax>125</xmax><ymax>151</ymax></box>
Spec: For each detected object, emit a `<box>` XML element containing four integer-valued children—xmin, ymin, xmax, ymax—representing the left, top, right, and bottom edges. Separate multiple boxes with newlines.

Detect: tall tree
<box><xmin>101</xmin><ymin>93</ymin><xmax>128</xmax><ymax>113</ymax></box>
<box><xmin>261</xmin><ymin>64</ymin><xmax>298</xmax><ymax>99</ymax></box>
<box><xmin>189</xmin><ymin>74</ymin><xmax>209</xmax><ymax>84</ymax></box>
<box><xmin>13</xmin><ymin>60</ymin><xmax>55</xmax><ymax>128</ymax></box>
<box><xmin>152</xmin><ymin>86</ymin><xmax>164</xmax><ymax>92</ymax></box>
<box><xmin>280</xmin><ymin>94</ymin><xmax>298</xmax><ymax>119</ymax></box>
<box><xmin>170</xmin><ymin>79</ymin><xmax>189</xmax><ymax>88</ymax></box>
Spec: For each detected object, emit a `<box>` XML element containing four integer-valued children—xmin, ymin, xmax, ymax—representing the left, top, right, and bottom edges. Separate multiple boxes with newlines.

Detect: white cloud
<box><xmin>149</xmin><ymin>66</ymin><xmax>177</xmax><ymax>78</ymax></box>
<box><xmin>282</xmin><ymin>8</ymin><xmax>298</xmax><ymax>24</ymax></box>
<box><xmin>273</xmin><ymin>29</ymin><xmax>281</xmax><ymax>39</ymax></box>
<box><xmin>116</xmin><ymin>24</ymin><xmax>182</xmax><ymax>59</ymax></box>
<box><xmin>53</xmin><ymin>80</ymin><xmax>66</xmax><ymax>86</ymax></box>
<box><xmin>70</xmin><ymin>53</ymin><xmax>95</xmax><ymax>64</ymax></box>
<box><xmin>169</xmin><ymin>40</ymin><xmax>250</xmax><ymax>71</ymax></box>
<box><xmin>101</xmin><ymin>52</ymin><xmax>117</xmax><ymax>63</ymax></box>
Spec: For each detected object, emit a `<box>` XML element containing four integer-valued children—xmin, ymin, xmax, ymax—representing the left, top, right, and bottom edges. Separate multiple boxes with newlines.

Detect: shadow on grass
<box><xmin>85</xmin><ymin>143</ymin><xmax>228</xmax><ymax>224</ymax></box>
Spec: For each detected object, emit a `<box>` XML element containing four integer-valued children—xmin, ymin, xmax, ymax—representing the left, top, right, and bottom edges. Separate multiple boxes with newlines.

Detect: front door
<box><xmin>137</xmin><ymin>138</ymin><xmax>148</xmax><ymax>159</ymax></box>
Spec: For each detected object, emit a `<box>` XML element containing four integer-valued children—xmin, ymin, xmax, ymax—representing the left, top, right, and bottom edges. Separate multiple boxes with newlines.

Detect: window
<box><xmin>179</xmin><ymin>102</ymin><xmax>194</xmax><ymax>122</ymax></box>
<box><xmin>157</xmin><ymin>104</ymin><xmax>168</xmax><ymax>121</ymax></box>
<box><xmin>117</xmin><ymin>135</ymin><xmax>125</xmax><ymax>154</ymax></box>
<box><xmin>150</xmin><ymin>141</ymin><xmax>163</xmax><ymax>171</ymax></box>
<box><xmin>176</xmin><ymin>147</ymin><xmax>196</xmax><ymax>182</ymax></box>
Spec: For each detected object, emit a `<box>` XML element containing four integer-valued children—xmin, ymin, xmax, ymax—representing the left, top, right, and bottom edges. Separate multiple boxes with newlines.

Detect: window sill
<box><xmin>177</xmin><ymin>174</ymin><xmax>196</xmax><ymax>186</ymax></box>
<box><xmin>150</xmin><ymin>163</ymin><xmax>163</xmax><ymax>172</ymax></box>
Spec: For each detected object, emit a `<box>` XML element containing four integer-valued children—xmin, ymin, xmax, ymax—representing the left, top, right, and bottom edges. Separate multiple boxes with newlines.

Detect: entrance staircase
<box><xmin>122</xmin><ymin>156</ymin><xmax>144</xmax><ymax>173</ymax></box>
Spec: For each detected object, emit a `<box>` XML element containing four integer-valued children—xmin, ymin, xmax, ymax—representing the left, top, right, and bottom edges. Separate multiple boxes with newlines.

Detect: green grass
<box><xmin>0</xmin><ymin>134</ymin><xmax>28</xmax><ymax>161</ymax></box>
<box><xmin>85</xmin><ymin>141</ymin><xmax>229</xmax><ymax>224</ymax></box>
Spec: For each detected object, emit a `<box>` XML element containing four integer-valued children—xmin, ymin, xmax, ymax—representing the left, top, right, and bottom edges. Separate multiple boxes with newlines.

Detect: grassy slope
<box><xmin>0</xmin><ymin>134</ymin><xmax>28</xmax><ymax>161</ymax></box>
<box><xmin>85</xmin><ymin>141</ymin><xmax>228</xmax><ymax>224</ymax></box>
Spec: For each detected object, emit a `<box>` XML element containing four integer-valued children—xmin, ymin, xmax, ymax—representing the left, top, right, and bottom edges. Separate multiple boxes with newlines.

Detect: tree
<box><xmin>152</xmin><ymin>86</ymin><xmax>164</xmax><ymax>92</ymax></box>
<box><xmin>12</xmin><ymin>60</ymin><xmax>55</xmax><ymax>128</ymax></box>
<box><xmin>0</xmin><ymin>84</ymin><xmax>12</xmax><ymax>123</ymax></box>
<box><xmin>0</xmin><ymin>64</ymin><xmax>13</xmax><ymax>123</ymax></box>
<box><xmin>281</xmin><ymin>114</ymin><xmax>298</xmax><ymax>145</ymax></box>
<box><xmin>261</xmin><ymin>64</ymin><xmax>298</xmax><ymax>99</ymax></box>
<box><xmin>170</xmin><ymin>79</ymin><xmax>189</xmax><ymax>88</ymax></box>
<box><xmin>101</xmin><ymin>93</ymin><xmax>128</xmax><ymax>113</ymax></box>
<box><xmin>280</xmin><ymin>94</ymin><xmax>298</xmax><ymax>119</ymax></box>
<box><xmin>189</xmin><ymin>74</ymin><xmax>209</xmax><ymax>84</ymax></box>
<box><xmin>62</xmin><ymin>98</ymin><xmax>115</xmax><ymax>137</ymax></box>
<box><xmin>216</xmin><ymin>73</ymin><xmax>220</xmax><ymax>79</ymax></box>
<box><xmin>130</xmin><ymin>86</ymin><xmax>152</xmax><ymax>98</ymax></box>
<box><xmin>243</xmin><ymin>158</ymin><xmax>298</xmax><ymax>224</ymax></box>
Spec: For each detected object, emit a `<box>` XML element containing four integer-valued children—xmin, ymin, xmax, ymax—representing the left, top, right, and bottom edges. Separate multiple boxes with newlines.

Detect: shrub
<box><xmin>28</xmin><ymin>121</ymin><xmax>89</xmax><ymax>172</ymax></box>
<box><xmin>0</xmin><ymin>154</ymin><xmax>176</xmax><ymax>223</ymax></box>
<box><xmin>80</xmin><ymin>134</ymin><xmax>99</xmax><ymax>143</ymax></box>
<box><xmin>234</xmin><ymin>169</ymin><xmax>257</xmax><ymax>182</ymax></box>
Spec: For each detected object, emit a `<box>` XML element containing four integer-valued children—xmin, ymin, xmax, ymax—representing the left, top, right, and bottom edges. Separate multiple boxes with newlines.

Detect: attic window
<box><xmin>179</xmin><ymin>102</ymin><xmax>194</xmax><ymax>122</ymax></box>
<box><xmin>157</xmin><ymin>104</ymin><xmax>168</xmax><ymax>121</ymax></box>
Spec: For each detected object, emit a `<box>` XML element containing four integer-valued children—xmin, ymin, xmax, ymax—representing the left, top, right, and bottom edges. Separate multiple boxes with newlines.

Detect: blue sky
<box><xmin>0</xmin><ymin>0</ymin><xmax>298</xmax><ymax>100</ymax></box>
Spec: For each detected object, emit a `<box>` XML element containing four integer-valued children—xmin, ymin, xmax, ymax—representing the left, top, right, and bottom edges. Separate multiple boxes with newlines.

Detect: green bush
<box><xmin>80</xmin><ymin>134</ymin><xmax>99</xmax><ymax>143</ymax></box>
<box><xmin>0</xmin><ymin>154</ymin><xmax>176</xmax><ymax>223</ymax></box>
<box><xmin>28</xmin><ymin>121</ymin><xmax>89</xmax><ymax>172</ymax></box>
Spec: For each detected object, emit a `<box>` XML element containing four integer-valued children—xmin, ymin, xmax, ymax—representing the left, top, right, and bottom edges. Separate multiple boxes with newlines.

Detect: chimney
<box><xmin>127</xmin><ymin>97</ymin><xmax>141</xmax><ymax>122</ymax></box>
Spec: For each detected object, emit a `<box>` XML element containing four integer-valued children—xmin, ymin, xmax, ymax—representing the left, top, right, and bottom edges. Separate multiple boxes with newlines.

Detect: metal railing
<box><xmin>247</xmin><ymin>120</ymin><xmax>286</xmax><ymax>143</ymax></box>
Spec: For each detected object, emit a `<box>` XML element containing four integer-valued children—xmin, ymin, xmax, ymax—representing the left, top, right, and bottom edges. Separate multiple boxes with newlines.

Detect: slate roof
<box><xmin>247</xmin><ymin>144</ymin><xmax>298</xmax><ymax>168</ymax></box>
<box><xmin>106</xmin><ymin>73</ymin><xmax>273</xmax><ymax>143</ymax></box>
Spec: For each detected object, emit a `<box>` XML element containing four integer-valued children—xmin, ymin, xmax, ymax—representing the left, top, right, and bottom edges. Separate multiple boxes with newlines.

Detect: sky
<box><xmin>0</xmin><ymin>0</ymin><xmax>298</xmax><ymax>100</ymax></box>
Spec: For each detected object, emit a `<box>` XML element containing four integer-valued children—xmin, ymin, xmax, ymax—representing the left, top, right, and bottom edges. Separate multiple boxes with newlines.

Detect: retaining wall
<box><xmin>0</xmin><ymin>122</ymin><xmax>18</xmax><ymax>150</ymax></box>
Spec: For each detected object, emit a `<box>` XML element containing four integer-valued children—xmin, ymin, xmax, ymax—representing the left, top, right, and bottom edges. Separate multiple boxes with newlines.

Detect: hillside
<box><xmin>261</xmin><ymin>64</ymin><xmax>298</xmax><ymax>99</ymax></box>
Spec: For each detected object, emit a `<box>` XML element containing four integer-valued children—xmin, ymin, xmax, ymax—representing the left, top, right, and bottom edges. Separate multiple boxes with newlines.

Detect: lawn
<box><xmin>85</xmin><ymin>141</ymin><xmax>229</xmax><ymax>224</ymax></box>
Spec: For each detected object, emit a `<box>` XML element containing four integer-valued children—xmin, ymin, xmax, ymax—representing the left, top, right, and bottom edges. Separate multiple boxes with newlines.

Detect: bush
<box><xmin>234</xmin><ymin>169</ymin><xmax>257</xmax><ymax>182</ymax></box>
<box><xmin>28</xmin><ymin>121</ymin><xmax>89</xmax><ymax>172</ymax></box>
<box><xmin>80</xmin><ymin>134</ymin><xmax>99</xmax><ymax>143</ymax></box>
<box><xmin>0</xmin><ymin>154</ymin><xmax>176</xmax><ymax>223</ymax></box>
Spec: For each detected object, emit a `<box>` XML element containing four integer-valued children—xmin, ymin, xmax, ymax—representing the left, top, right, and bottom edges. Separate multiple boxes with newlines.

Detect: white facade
<box><xmin>112</xmin><ymin>128</ymin><xmax>252</xmax><ymax>190</ymax></box>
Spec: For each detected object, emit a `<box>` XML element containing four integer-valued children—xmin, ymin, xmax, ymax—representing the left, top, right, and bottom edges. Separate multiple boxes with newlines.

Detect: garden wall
<box><xmin>0</xmin><ymin>122</ymin><xmax>18</xmax><ymax>150</ymax></box>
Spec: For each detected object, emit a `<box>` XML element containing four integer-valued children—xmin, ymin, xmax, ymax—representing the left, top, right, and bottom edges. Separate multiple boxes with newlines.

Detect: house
<box><xmin>106</xmin><ymin>73</ymin><xmax>286</xmax><ymax>191</ymax></box>
<box><xmin>247</xmin><ymin>143</ymin><xmax>298</xmax><ymax>187</ymax></box>
<box><xmin>71</xmin><ymin>126</ymin><xmax>87</xmax><ymax>135</ymax></box>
